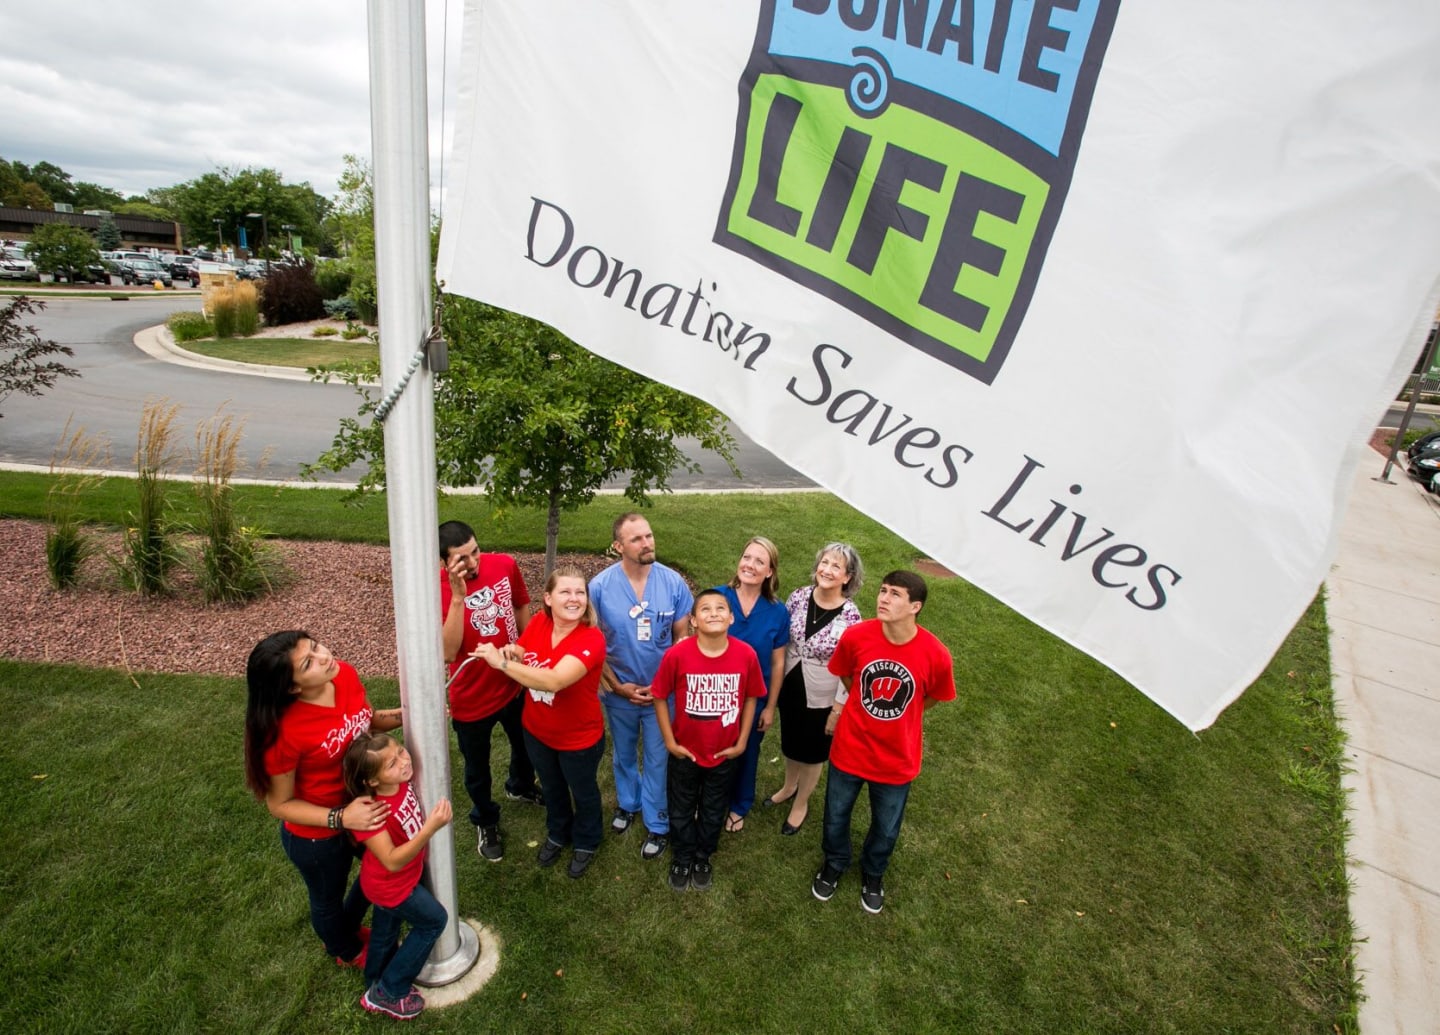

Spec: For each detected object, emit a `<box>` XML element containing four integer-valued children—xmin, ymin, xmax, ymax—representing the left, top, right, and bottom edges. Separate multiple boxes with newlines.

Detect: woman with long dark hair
<box><xmin>244</xmin><ymin>631</ymin><xmax>402</xmax><ymax>967</ymax></box>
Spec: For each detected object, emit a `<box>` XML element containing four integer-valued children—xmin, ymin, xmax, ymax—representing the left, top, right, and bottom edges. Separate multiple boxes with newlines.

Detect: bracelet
<box><xmin>500</xmin><ymin>657</ymin><xmax>508</xmax><ymax>671</ymax></box>
<box><xmin>329</xmin><ymin>806</ymin><xmax>344</xmax><ymax>831</ymax></box>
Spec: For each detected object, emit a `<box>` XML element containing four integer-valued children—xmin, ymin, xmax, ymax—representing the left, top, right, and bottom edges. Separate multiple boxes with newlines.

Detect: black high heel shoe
<box><xmin>780</xmin><ymin>811</ymin><xmax>806</xmax><ymax>836</ymax></box>
<box><xmin>761</xmin><ymin>789</ymin><xmax>796</xmax><ymax>809</ymax></box>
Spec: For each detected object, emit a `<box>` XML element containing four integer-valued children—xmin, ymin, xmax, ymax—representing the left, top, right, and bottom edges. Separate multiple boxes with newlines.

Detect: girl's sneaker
<box><xmin>361</xmin><ymin>983</ymin><xmax>425</xmax><ymax>1020</ymax></box>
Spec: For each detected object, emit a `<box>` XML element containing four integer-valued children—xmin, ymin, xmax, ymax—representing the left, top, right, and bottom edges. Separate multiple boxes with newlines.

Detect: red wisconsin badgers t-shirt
<box><xmin>651</xmin><ymin>637</ymin><xmax>766</xmax><ymax>767</ymax></box>
<box><xmin>518</xmin><ymin>614</ymin><xmax>607</xmax><ymax>752</ymax></box>
<box><xmin>827</xmin><ymin>621</ymin><xmax>955</xmax><ymax>784</ymax></box>
<box><xmin>441</xmin><ymin>556</ymin><xmax>531</xmax><ymax>722</ymax></box>
<box><xmin>354</xmin><ymin>783</ymin><xmax>427</xmax><ymax>908</ymax></box>
<box><xmin>263</xmin><ymin>661</ymin><xmax>373</xmax><ymax>838</ymax></box>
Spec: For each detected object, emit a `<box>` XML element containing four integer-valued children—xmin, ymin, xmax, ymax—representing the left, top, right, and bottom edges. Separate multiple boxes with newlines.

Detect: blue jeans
<box><xmin>669</xmin><ymin>755</ymin><xmax>737</xmax><ymax>866</ymax></box>
<box><xmin>601</xmin><ymin>695</ymin><xmax>669</xmax><ymax>834</ymax></box>
<box><xmin>821</xmin><ymin>762</ymin><xmax>912</xmax><ymax>877</ymax></box>
<box><xmin>452</xmin><ymin>693</ymin><xmax>536</xmax><ymax>828</ymax></box>
<box><xmin>524</xmin><ymin>730</ymin><xmax>605</xmax><ymax>852</ymax></box>
<box><xmin>727</xmin><ymin>696</ymin><xmax>767</xmax><ymax>816</ymax></box>
<box><xmin>365</xmin><ymin>882</ymin><xmax>448</xmax><ymax>999</ymax></box>
<box><xmin>279</xmin><ymin>825</ymin><xmax>368</xmax><ymax>961</ymax></box>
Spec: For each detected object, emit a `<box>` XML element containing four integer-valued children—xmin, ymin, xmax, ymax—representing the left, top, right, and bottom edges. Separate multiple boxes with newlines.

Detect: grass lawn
<box><xmin>0</xmin><ymin>473</ymin><xmax>1357</xmax><ymax>1033</ymax></box>
<box><xmin>177</xmin><ymin>336</ymin><xmax>379</xmax><ymax>370</ymax></box>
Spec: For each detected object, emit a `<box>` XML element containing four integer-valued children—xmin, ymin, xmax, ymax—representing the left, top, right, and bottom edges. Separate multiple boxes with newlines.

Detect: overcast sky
<box><xmin>0</xmin><ymin>1</ymin><xmax>464</xmax><ymax>204</ymax></box>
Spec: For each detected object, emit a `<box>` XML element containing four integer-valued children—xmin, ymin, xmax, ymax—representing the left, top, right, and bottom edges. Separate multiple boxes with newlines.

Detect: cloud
<box><xmin>0</xmin><ymin>0</ymin><xmax>461</xmax><ymax>201</ymax></box>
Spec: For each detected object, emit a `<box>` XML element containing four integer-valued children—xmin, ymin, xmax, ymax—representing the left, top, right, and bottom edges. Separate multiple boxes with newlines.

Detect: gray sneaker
<box><xmin>361</xmin><ymin>983</ymin><xmax>425</xmax><ymax>1020</ymax></box>
<box><xmin>641</xmin><ymin>832</ymin><xmax>668</xmax><ymax>860</ymax></box>
<box><xmin>861</xmin><ymin>872</ymin><xmax>885</xmax><ymax>914</ymax></box>
<box><xmin>812</xmin><ymin>863</ymin><xmax>841</xmax><ymax>902</ymax></box>
<box><xmin>477</xmin><ymin>825</ymin><xmax>503</xmax><ymax>862</ymax></box>
<box><xmin>611</xmin><ymin>808</ymin><xmax>636</xmax><ymax>834</ymax></box>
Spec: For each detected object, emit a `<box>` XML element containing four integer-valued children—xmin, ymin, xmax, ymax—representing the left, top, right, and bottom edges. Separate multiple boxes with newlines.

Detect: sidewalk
<box><xmin>1329</xmin><ymin>454</ymin><xmax>1440</xmax><ymax>1033</ymax></box>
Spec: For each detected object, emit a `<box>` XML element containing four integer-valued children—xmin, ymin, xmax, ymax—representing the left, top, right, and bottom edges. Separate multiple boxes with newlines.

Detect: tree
<box><xmin>322</xmin><ymin>154</ymin><xmax>376</xmax><ymax>316</ymax></box>
<box><xmin>308</xmin><ymin>297</ymin><xmax>737</xmax><ymax>574</ymax></box>
<box><xmin>72</xmin><ymin>181</ymin><xmax>126</xmax><ymax>212</ymax></box>
<box><xmin>0</xmin><ymin>297</ymin><xmax>80</xmax><ymax>419</ymax></box>
<box><xmin>156</xmin><ymin>165</ymin><xmax>327</xmax><ymax>256</ymax></box>
<box><xmin>27</xmin><ymin>224</ymin><xmax>100</xmax><ymax>280</ymax></box>
<box><xmin>95</xmin><ymin>214</ymin><xmax>122</xmax><ymax>251</ymax></box>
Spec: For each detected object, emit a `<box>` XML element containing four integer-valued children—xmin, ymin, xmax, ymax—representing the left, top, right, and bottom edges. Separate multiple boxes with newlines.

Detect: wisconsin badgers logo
<box><xmin>858</xmin><ymin>658</ymin><xmax>915</xmax><ymax>720</ymax></box>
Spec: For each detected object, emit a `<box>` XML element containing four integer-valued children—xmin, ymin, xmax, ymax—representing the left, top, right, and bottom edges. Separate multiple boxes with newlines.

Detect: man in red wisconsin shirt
<box><xmin>810</xmin><ymin>570</ymin><xmax>955</xmax><ymax>914</ymax></box>
<box><xmin>440</xmin><ymin>520</ymin><xmax>541</xmax><ymax>863</ymax></box>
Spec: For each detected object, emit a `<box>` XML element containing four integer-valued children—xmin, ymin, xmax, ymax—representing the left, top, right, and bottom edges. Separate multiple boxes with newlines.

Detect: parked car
<box><xmin>0</xmin><ymin>246</ymin><xmax>37</xmax><ymax>280</ymax></box>
<box><xmin>169</xmin><ymin>255</ymin><xmax>201</xmax><ymax>284</ymax></box>
<box><xmin>121</xmin><ymin>258</ymin><xmax>174</xmax><ymax>287</ymax></box>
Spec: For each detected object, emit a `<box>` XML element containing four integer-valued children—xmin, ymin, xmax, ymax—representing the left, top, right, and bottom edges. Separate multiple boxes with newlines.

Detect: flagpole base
<box><xmin>416</xmin><ymin>918</ymin><xmax>482</xmax><ymax>988</ymax></box>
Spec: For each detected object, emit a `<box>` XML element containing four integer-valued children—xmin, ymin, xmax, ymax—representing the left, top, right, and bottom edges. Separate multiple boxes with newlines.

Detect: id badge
<box><xmin>636</xmin><ymin>615</ymin><xmax>652</xmax><ymax>642</ymax></box>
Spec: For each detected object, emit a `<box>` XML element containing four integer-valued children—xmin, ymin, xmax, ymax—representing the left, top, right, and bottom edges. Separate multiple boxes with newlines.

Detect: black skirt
<box><xmin>777</xmin><ymin>663</ymin><xmax>833</xmax><ymax>765</ymax></box>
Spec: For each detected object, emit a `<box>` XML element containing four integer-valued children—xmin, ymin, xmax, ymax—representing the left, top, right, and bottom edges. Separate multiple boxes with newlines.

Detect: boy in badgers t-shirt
<box><xmin>651</xmin><ymin>589</ymin><xmax>766</xmax><ymax>893</ymax></box>
<box><xmin>811</xmin><ymin>570</ymin><xmax>955</xmax><ymax>915</ymax></box>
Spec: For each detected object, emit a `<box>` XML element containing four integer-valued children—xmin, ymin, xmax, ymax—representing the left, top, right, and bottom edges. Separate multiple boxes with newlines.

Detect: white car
<box><xmin>0</xmin><ymin>246</ymin><xmax>37</xmax><ymax>280</ymax></box>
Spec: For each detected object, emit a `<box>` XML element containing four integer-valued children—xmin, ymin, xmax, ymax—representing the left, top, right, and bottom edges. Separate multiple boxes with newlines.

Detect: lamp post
<box><xmin>213</xmin><ymin>218</ymin><xmax>223</xmax><ymax>253</ymax></box>
<box><xmin>246</xmin><ymin>211</ymin><xmax>270</xmax><ymax>273</ymax></box>
<box><xmin>281</xmin><ymin>223</ymin><xmax>297</xmax><ymax>258</ymax></box>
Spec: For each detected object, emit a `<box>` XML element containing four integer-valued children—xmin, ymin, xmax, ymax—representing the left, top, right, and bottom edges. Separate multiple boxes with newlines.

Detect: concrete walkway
<box><xmin>1329</xmin><ymin>454</ymin><xmax>1440</xmax><ymax>1033</ymax></box>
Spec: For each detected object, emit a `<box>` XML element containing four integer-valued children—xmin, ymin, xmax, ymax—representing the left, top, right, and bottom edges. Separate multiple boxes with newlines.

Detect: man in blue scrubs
<box><xmin>589</xmin><ymin>513</ymin><xmax>693</xmax><ymax>861</ymax></box>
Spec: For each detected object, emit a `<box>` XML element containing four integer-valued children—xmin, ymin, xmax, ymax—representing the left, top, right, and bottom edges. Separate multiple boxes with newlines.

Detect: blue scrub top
<box><xmin>715</xmin><ymin>584</ymin><xmax>789</xmax><ymax>693</ymax></box>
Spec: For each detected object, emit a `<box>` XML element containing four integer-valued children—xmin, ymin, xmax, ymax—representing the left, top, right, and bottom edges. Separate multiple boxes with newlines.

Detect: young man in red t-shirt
<box><xmin>811</xmin><ymin>571</ymin><xmax>955</xmax><ymax>914</ymax></box>
<box><xmin>440</xmin><ymin>520</ymin><xmax>538</xmax><ymax>863</ymax></box>
<box><xmin>651</xmin><ymin>590</ymin><xmax>765</xmax><ymax>892</ymax></box>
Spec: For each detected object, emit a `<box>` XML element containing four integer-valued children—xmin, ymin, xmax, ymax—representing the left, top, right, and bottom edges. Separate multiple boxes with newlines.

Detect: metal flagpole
<box><xmin>366</xmin><ymin>0</ymin><xmax>478</xmax><ymax>983</ymax></box>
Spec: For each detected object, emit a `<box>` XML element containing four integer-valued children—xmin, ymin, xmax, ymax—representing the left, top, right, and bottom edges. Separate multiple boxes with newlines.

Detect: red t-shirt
<box><xmin>441</xmin><ymin>555</ymin><xmax>531</xmax><ymax>722</ymax></box>
<box><xmin>354</xmin><ymin>782</ymin><xmax>427</xmax><ymax>908</ymax></box>
<box><xmin>263</xmin><ymin>661</ymin><xmax>373</xmax><ymax>839</ymax></box>
<box><xmin>651</xmin><ymin>637</ymin><xmax>766</xmax><ymax>767</ymax></box>
<box><xmin>827</xmin><ymin>621</ymin><xmax>956</xmax><ymax>784</ymax></box>
<box><xmin>517</xmin><ymin>613</ymin><xmax>607</xmax><ymax>752</ymax></box>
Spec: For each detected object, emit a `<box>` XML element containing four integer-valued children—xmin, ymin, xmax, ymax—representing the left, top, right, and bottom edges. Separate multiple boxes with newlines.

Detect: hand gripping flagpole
<box><xmin>367</xmin><ymin>0</ymin><xmax>479</xmax><ymax>985</ymax></box>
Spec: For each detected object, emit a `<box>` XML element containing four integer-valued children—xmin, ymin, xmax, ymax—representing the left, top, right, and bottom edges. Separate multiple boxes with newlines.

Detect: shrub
<box><xmin>192</xmin><ymin>409</ymin><xmax>289</xmax><ymax>603</ymax></box>
<box><xmin>1</xmin><ymin>295</ymin><xmax>79</xmax><ymax>419</ymax></box>
<box><xmin>258</xmin><ymin>262</ymin><xmax>325</xmax><ymax>326</ymax></box>
<box><xmin>116</xmin><ymin>401</ymin><xmax>183</xmax><ymax>596</ymax></box>
<box><xmin>166</xmin><ymin>311</ymin><xmax>214</xmax><ymax>343</ymax></box>
<box><xmin>323</xmin><ymin>296</ymin><xmax>360</xmax><ymax>321</ymax></box>
<box><xmin>311</xmin><ymin>325</ymin><xmax>339</xmax><ymax>337</ymax></box>
<box><xmin>210</xmin><ymin>282</ymin><xmax>260</xmax><ymax>339</ymax></box>
<box><xmin>341</xmin><ymin>322</ymin><xmax>370</xmax><ymax>341</ymax></box>
<box><xmin>313</xmin><ymin>260</ymin><xmax>352</xmax><ymax>300</ymax></box>
<box><xmin>45</xmin><ymin>420</ymin><xmax>109</xmax><ymax>590</ymax></box>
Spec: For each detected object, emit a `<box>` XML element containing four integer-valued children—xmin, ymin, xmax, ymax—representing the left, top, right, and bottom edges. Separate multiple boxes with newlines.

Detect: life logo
<box><xmin>716</xmin><ymin>0</ymin><xmax>1119</xmax><ymax>384</ymax></box>
<box><xmin>858</xmin><ymin>658</ymin><xmax>916</xmax><ymax>720</ymax></box>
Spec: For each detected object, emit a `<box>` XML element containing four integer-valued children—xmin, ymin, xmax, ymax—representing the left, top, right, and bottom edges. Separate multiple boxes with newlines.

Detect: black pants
<box><xmin>451</xmin><ymin>693</ymin><xmax>535</xmax><ymax>828</ymax></box>
<box><xmin>667</xmin><ymin>755</ymin><xmax>737</xmax><ymax>866</ymax></box>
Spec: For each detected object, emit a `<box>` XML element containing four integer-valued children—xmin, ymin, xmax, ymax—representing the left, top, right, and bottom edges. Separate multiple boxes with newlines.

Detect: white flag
<box><xmin>437</xmin><ymin>1</ymin><xmax>1440</xmax><ymax>730</ymax></box>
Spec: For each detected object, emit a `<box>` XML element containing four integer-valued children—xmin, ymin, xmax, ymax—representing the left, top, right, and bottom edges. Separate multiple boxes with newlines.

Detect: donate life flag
<box><xmin>437</xmin><ymin>1</ymin><xmax>1440</xmax><ymax>730</ymax></box>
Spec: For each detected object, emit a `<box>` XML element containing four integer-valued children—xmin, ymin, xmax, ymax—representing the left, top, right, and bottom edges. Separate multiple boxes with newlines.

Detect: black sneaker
<box><xmin>536</xmin><ymin>838</ymin><xmax>564</xmax><ymax>867</ymax></box>
<box><xmin>690</xmin><ymin>859</ymin><xmax>713</xmax><ymax>891</ymax></box>
<box><xmin>860</xmin><ymin>872</ymin><xmax>885</xmax><ymax>914</ymax></box>
<box><xmin>668</xmin><ymin>862</ymin><xmax>691</xmax><ymax>892</ymax></box>
<box><xmin>567</xmin><ymin>849</ymin><xmax>596</xmax><ymax>879</ymax></box>
<box><xmin>477</xmin><ymin>825</ymin><xmax>503</xmax><ymax>862</ymax></box>
<box><xmin>812</xmin><ymin>863</ymin><xmax>841</xmax><ymax>902</ymax></box>
<box><xmin>505</xmin><ymin>784</ymin><xmax>545</xmax><ymax>806</ymax></box>
<box><xmin>611</xmin><ymin>808</ymin><xmax>636</xmax><ymax>834</ymax></box>
<box><xmin>641</xmin><ymin>832</ymin><xmax>668</xmax><ymax>860</ymax></box>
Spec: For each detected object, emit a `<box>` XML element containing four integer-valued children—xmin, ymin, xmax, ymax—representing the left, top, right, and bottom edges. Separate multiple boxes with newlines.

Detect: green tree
<box><xmin>27</xmin><ymin>223</ymin><xmax>100</xmax><ymax>279</ymax></box>
<box><xmin>25</xmin><ymin>161</ymin><xmax>75</xmax><ymax>206</ymax></box>
<box><xmin>95</xmin><ymin>214</ymin><xmax>122</xmax><ymax>251</ymax></box>
<box><xmin>322</xmin><ymin>154</ymin><xmax>376</xmax><ymax>317</ymax></box>
<box><xmin>72</xmin><ymin>181</ymin><xmax>126</xmax><ymax>211</ymax></box>
<box><xmin>308</xmin><ymin>297</ymin><xmax>737</xmax><ymax>574</ymax></box>
<box><xmin>0</xmin><ymin>297</ymin><xmax>80</xmax><ymax>419</ymax></box>
<box><xmin>155</xmin><ymin>166</ymin><xmax>323</xmax><ymax>257</ymax></box>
